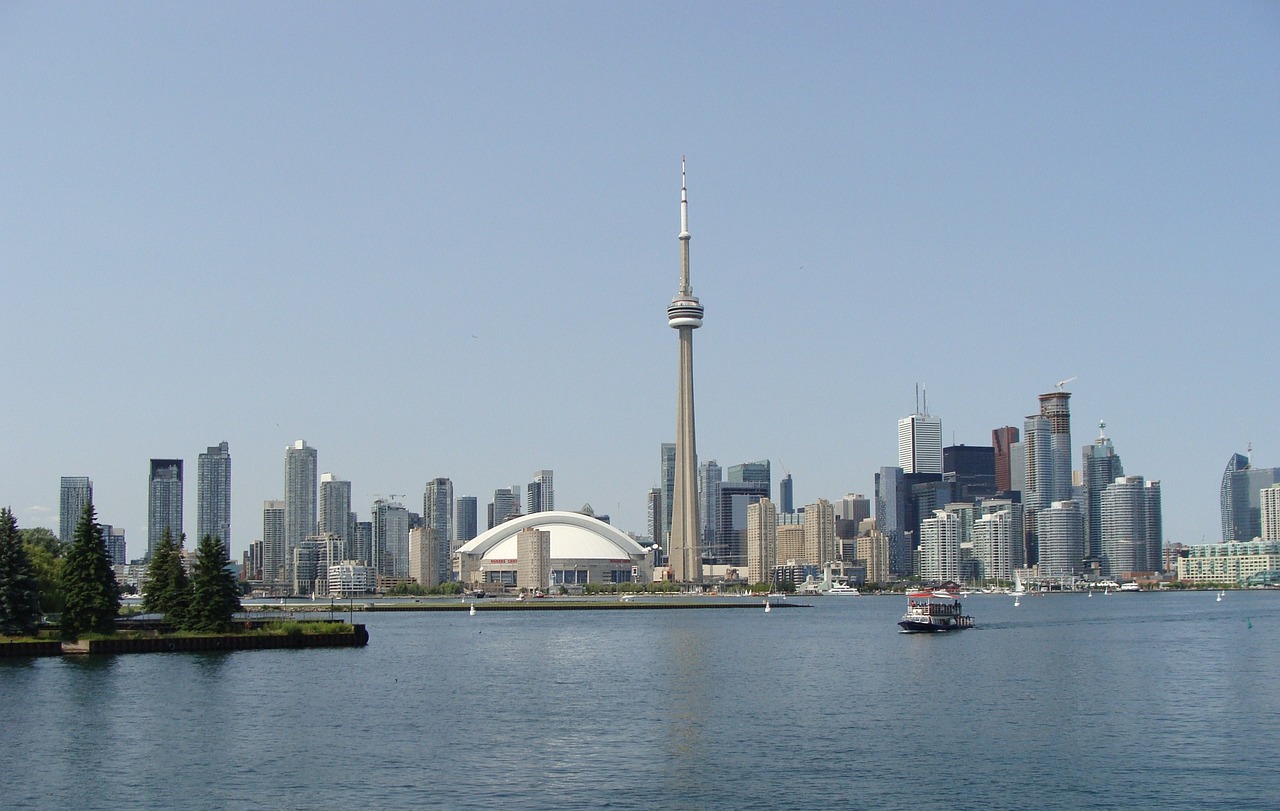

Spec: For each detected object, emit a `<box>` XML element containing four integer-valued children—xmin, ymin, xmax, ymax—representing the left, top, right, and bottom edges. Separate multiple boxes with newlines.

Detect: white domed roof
<box><xmin>457</xmin><ymin>511</ymin><xmax>646</xmax><ymax>561</ymax></box>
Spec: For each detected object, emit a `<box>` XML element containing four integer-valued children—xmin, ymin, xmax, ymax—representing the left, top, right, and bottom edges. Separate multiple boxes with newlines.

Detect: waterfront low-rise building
<box><xmin>1176</xmin><ymin>541</ymin><xmax>1280</xmax><ymax>585</ymax></box>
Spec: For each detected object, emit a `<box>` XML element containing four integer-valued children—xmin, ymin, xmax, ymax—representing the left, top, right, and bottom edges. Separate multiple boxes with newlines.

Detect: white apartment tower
<box><xmin>919</xmin><ymin>509</ymin><xmax>961</xmax><ymax>583</ymax></box>
<box><xmin>284</xmin><ymin>440</ymin><xmax>318</xmax><ymax>579</ymax></box>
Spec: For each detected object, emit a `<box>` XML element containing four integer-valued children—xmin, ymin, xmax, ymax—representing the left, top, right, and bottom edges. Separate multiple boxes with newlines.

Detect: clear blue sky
<box><xmin>3</xmin><ymin>2</ymin><xmax>1277</xmax><ymax>559</ymax></box>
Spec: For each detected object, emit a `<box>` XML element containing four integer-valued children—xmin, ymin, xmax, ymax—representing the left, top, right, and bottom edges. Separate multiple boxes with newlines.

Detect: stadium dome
<box><xmin>456</xmin><ymin>511</ymin><xmax>652</xmax><ymax>590</ymax></box>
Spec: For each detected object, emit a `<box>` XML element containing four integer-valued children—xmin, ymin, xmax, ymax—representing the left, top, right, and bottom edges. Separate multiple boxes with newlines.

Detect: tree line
<box><xmin>0</xmin><ymin>502</ymin><xmax>241</xmax><ymax>639</ymax></box>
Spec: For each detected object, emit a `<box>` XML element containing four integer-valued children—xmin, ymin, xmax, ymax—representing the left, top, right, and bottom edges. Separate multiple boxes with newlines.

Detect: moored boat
<box><xmin>898</xmin><ymin>589</ymin><xmax>974</xmax><ymax>633</ymax></box>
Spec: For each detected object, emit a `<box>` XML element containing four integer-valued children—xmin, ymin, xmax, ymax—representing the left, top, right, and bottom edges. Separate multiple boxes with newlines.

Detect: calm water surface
<box><xmin>2</xmin><ymin>591</ymin><xmax>1276</xmax><ymax>810</ymax></box>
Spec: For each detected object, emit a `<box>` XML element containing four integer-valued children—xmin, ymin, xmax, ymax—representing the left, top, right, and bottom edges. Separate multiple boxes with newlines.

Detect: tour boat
<box><xmin>826</xmin><ymin>583</ymin><xmax>860</xmax><ymax>596</ymax></box>
<box><xmin>898</xmin><ymin>589</ymin><xmax>974</xmax><ymax>633</ymax></box>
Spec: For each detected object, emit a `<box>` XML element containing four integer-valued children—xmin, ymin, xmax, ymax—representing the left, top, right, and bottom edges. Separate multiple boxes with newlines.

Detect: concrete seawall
<box><xmin>56</xmin><ymin>625</ymin><xmax>369</xmax><ymax>655</ymax></box>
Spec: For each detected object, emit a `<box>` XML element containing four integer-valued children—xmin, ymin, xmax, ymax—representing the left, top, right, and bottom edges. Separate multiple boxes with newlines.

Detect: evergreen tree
<box><xmin>183</xmin><ymin>534</ymin><xmax>241</xmax><ymax>633</ymax></box>
<box><xmin>59</xmin><ymin>501</ymin><xmax>120</xmax><ymax>639</ymax></box>
<box><xmin>142</xmin><ymin>528</ymin><xmax>189</xmax><ymax>623</ymax></box>
<box><xmin>0</xmin><ymin>507</ymin><xmax>44</xmax><ymax>636</ymax></box>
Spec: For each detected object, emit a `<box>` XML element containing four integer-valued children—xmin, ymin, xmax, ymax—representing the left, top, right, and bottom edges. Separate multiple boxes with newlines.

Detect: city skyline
<box><xmin>3</xmin><ymin>5</ymin><xmax>1276</xmax><ymax>559</ymax></box>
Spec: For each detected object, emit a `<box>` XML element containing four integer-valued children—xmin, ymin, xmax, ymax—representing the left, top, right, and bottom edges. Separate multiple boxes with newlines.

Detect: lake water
<box><xmin>3</xmin><ymin>591</ymin><xmax>1276</xmax><ymax>810</ymax></box>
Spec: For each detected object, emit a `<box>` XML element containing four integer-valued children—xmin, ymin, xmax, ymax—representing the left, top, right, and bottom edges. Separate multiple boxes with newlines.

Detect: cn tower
<box><xmin>667</xmin><ymin>158</ymin><xmax>703</xmax><ymax>584</ymax></box>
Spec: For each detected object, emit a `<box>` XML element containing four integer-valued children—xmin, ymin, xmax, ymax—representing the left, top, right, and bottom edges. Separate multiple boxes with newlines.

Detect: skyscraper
<box><xmin>1038</xmin><ymin>390</ymin><xmax>1073</xmax><ymax>503</ymax></box>
<box><xmin>59</xmin><ymin>476</ymin><xmax>92</xmax><ymax>543</ymax></box>
<box><xmin>647</xmin><ymin>487</ymin><xmax>664</xmax><ymax>550</ymax></box>
<box><xmin>992</xmin><ymin>426</ymin><xmax>1020</xmax><ymax>492</ymax></box>
<box><xmin>779</xmin><ymin>473</ymin><xmax>794</xmax><ymax>514</ymax></box>
<box><xmin>899</xmin><ymin>412</ymin><xmax>943</xmax><ymax>475</ymax></box>
<box><xmin>1020</xmin><ymin>414</ymin><xmax>1053</xmax><ymax>566</ymax></box>
<box><xmin>972</xmin><ymin>509</ymin><xmax>1014</xmax><ymax>582</ymax></box>
<box><xmin>660</xmin><ymin>442</ymin><xmax>676</xmax><ymax>548</ymax></box>
<box><xmin>667</xmin><ymin>159</ymin><xmax>704</xmax><ymax>583</ymax></box>
<box><xmin>262</xmin><ymin>500</ymin><xmax>286</xmax><ymax>585</ymax></box>
<box><xmin>1260</xmin><ymin>485</ymin><xmax>1280</xmax><ymax>542</ymax></box>
<box><xmin>319</xmin><ymin>473</ymin><xmax>352</xmax><ymax>558</ymax></box>
<box><xmin>148</xmin><ymin>459</ymin><xmax>183</xmax><ymax>560</ymax></box>
<box><xmin>284</xmin><ymin>440</ymin><xmax>317</xmax><ymax>579</ymax></box>
<box><xmin>372</xmin><ymin>498</ymin><xmax>409</xmax><ymax>578</ymax></box>
<box><xmin>489</xmin><ymin>487</ymin><xmax>519</xmax><ymax>530</ymax></box>
<box><xmin>455</xmin><ymin>496</ymin><xmax>478</xmax><ymax>546</ymax></box>
<box><xmin>197</xmin><ymin>441</ymin><xmax>231</xmax><ymax>548</ymax></box>
<box><xmin>746</xmin><ymin>497</ymin><xmax>778</xmax><ymax>584</ymax></box>
<box><xmin>527</xmin><ymin>470</ymin><xmax>554</xmax><ymax>513</ymax></box>
<box><xmin>1082</xmin><ymin>425</ymin><xmax>1124</xmax><ymax>561</ymax></box>
<box><xmin>919</xmin><ymin>510</ymin><xmax>960</xmax><ymax>583</ymax></box>
<box><xmin>101</xmin><ymin>524</ymin><xmax>126</xmax><ymax>566</ymax></box>
<box><xmin>1101</xmin><ymin>476</ymin><xmax>1163</xmax><ymax>577</ymax></box>
<box><xmin>699</xmin><ymin>460</ymin><xmax>722</xmax><ymax>559</ymax></box>
<box><xmin>802</xmin><ymin>498</ymin><xmax>836</xmax><ymax>566</ymax></box>
<box><xmin>424</xmin><ymin>478</ymin><xmax>454</xmax><ymax>584</ymax></box>
<box><xmin>1220</xmin><ymin>453</ymin><xmax>1280</xmax><ymax>541</ymax></box>
<box><xmin>875</xmin><ymin>466</ymin><xmax>910</xmax><ymax>577</ymax></box>
<box><xmin>714</xmin><ymin>480</ymin><xmax>769</xmax><ymax>567</ymax></box>
<box><xmin>1038</xmin><ymin>500</ymin><xmax>1084</xmax><ymax>578</ymax></box>
<box><xmin>943</xmin><ymin>445</ymin><xmax>996</xmax><ymax>501</ymax></box>
<box><xmin>728</xmin><ymin>460</ymin><xmax>771</xmax><ymax>488</ymax></box>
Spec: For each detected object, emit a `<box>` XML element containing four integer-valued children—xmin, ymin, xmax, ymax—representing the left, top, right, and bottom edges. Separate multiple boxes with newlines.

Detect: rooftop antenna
<box><xmin>922</xmin><ymin>386</ymin><xmax>929</xmax><ymax>417</ymax></box>
<box><xmin>915</xmin><ymin>383</ymin><xmax>920</xmax><ymax>415</ymax></box>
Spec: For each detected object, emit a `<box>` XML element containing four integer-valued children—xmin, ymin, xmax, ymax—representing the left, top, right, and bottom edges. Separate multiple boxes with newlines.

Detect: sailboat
<box><xmin>1012</xmin><ymin>570</ymin><xmax>1026</xmax><ymax>606</ymax></box>
<box><xmin>1216</xmin><ymin>590</ymin><xmax>1224</xmax><ymax>602</ymax></box>
<box><xmin>469</xmin><ymin>604</ymin><xmax>477</xmax><ymax>616</ymax></box>
<box><xmin>764</xmin><ymin>601</ymin><xmax>772</xmax><ymax>613</ymax></box>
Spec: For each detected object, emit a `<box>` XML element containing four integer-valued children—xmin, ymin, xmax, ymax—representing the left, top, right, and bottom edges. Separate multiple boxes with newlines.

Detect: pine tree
<box><xmin>142</xmin><ymin>528</ymin><xmax>189</xmax><ymax>623</ymax></box>
<box><xmin>184</xmin><ymin>534</ymin><xmax>241</xmax><ymax>633</ymax></box>
<box><xmin>59</xmin><ymin>501</ymin><xmax>120</xmax><ymax>639</ymax></box>
<box><xmin>0</xmin><ymin>507</ymin><xmax>44</xmax><ymax>636</ymax></box>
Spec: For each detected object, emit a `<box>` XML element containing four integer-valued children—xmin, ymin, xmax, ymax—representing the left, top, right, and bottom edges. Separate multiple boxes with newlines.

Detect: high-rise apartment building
<box><xmin>1260</xmin><ymin>485</ymin><xmax>1280</xmax><ymax>542</ymax></box>
<box><xmin>59</xmin><ymin>476</ymin><xmax>93</xmax><ymax>543</ymax></box>
<box><xmin>372</xmin><ymin>499</ymin><xmax>409</xmax><ymax>579</ymax></box>
<box><xmin>527</xmin><ymin>470</ymin><xmax>554</xmax><ymax>513</ymax></box>
<box><xmin>1020</xmin><ymin>414</ymin><xmax>1053</xmax><ymax>566</ymax></box>
<box><xmin>516</xmin><ymin>528</ymin><xmax>551</xmax><ymax>592</ymax></box>
<box><xmin>746</xmin><ymin>497</ymin><xmax>778</xmax><ymax>584</ymax></box>
<box><xmin>352</xmin><ymin>520</ymin><xmax>373</xmax><ymax>566</ymax></box>
<box><xmin>1038</xmin><ymin>500</ymin><xmax>1084</xmax><ymax>578</ymax></box>
<box><xmin>802</xmin><ymin>499</ymin><xmax>836</xmax><ymax>566</ymax></box>
<box><xmin>488</xmin><ymin>488</ymin><xmax>519</xmax><ymax>530</ymax></box>
<box><xmin>978</xmin><ymin>497</ymin><xmax>1025</xmax><ymax>570</ymax></box>
<box><xmin>992</xmin><ymin>426</ymin><xmax>1020</xmax><ymax>492</ymax></box>
<box><xmin>834</xmin><ymin>494</ymin><xmax>871</xmax><ymax>525</ymax></box>
<box><xmin>1082</xmin><ymin>427</ymin><xmax>1124</xmax><ymax>561</ymax></box>
<box><xmin>647</xmin><ymin>487</ymin><xmax>664</xmax><ymax>551</ymax></box>
<box><xmin>1101</xmin><ymin>476</ymin><xmax>1163</xmax><ymax>577</ymax></box>
<box><xmin>1220</xmin><ymin>453</ymin><xmax>1280</xmax><ymax>541</ymax></box>
<box><xmin>660</xmin><ymin>442</ymin><xmax>676</xmax><ymax>547</ymax></box>
<box><xmin>408</xmin><ymin>526</ymin><xmax>439</xmax><ymax>589</ymax></box>
<box><xmin>148</xmin><ymin>459</ymin><xmax>183</xmax><ymax>560</ymax></box>
<box><xmin>1038</xmin><ymin>390</ymin><xmax>1073</xmax><ymax>503</ymax></box>
<box><xmin>284</xmin><ymin>440</ymin><xmax>317</xmax><ymax>579</ymax></box>
<box><xmin>101</xmin><ymin>524</ymin><xmax>126</xmax><ymax>566</ymax></box>
<box><xmin>899</xmin><ymin>413</ymin><xmax>943</xmax><ymax>475</ymax></box>
<box><xmin>319</xmin><ymin>473</ymin><xmax>352</xmax><ymax>558</ymax></box>
<box><xmin>972</xmin><ymin>509</ymin><xmax>1014</xmax><ymax>582</ymax></box>
<box><xmin>699</xmin><ymin>460</ymin><xmax>721</xmax><ymax>559</ymax></box>
<box><xmin>424</xmin><ymin>478</ymin><xmax>454</xmax><ymax>584</ymax></box>
<box><xmin>779</xmin><ymin>474</ymin><xmax>794</xmax><ymax>514</ymax></box>
<box><xmin>262</xmin><ymin>500</ymin><xmax>286</xmax><ymax>585</ymax></box>
<box><xmin>197</xmin><ymin>441</ymin><xmax>231</xmax><ymax>548</ymax></box>
<box><xmin>857</xmin><ymin>529</ymin><xmax>891</xmax><ymax>585</ymax></box>
<box><xmin>455</xmin><ymin>496</ymin><xmax>478</xmax><ymax>546</ymax></box>
<box><xmin>919</xmin><ymin>510</ymin><xmax>960</xmax><ymax>583</ymax></box>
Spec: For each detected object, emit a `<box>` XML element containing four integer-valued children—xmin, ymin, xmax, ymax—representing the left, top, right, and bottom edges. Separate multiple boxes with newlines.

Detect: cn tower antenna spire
<box><xmin>679</xmin><ymin>155</ymin><xmax>691</xmax><ymax>295</ymax></box>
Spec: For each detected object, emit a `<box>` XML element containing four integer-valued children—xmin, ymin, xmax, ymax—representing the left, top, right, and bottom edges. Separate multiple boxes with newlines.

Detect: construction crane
<box><xmin>1055</xmin><ymin>376</ymin><xmax>1077</xmax><ymax>391</ymax></box>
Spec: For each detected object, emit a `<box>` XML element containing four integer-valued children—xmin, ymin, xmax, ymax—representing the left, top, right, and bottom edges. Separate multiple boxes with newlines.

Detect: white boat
<box><xmin>1120</xmin><ymin>582</ymin><xmax>1140</xmax><ymax>592</ymax></box>
<box><xmin>469</xmin><ymin>604</ymin><xmax>476</xmax><ymax>616</ymax></box>
<box><xmin>764</xmin><ymin>601</ymin><xmax>772</xmax><ymax>613</ymax></box>
<box><xmin>826</xmin><ymin>583</ymin><xmax>860</xmax><ymax>596</ymax></box>
<box><xmin>898</xmin><ymin>589</ymin><xmax>974</xmax><ymax>633</ymax></box>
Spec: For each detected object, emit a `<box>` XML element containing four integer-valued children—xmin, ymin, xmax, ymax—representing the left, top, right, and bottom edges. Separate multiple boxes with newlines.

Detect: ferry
<box><xmin>898</xmin><ymin>589</ymin><xmax>975</xmax><ymax>633</ymax></box>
